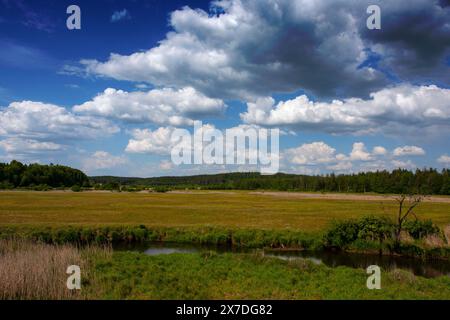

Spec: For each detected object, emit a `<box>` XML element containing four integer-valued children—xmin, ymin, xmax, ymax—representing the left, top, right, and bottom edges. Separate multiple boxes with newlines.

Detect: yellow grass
<box><xmin>0</xmin><ymin>239</ymin><xmax>84</xmax><ymax>299</ymax></box>
<box><xmin>0</xmin><ymin>191</ymin><xmax>449</xmax><ymax>232</ymax></box>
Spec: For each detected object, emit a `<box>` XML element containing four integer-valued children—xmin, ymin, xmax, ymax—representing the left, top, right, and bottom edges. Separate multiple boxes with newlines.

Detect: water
<box><xmin>115</xmin><ymin>242</ymin><xmax>450</xmax><ymax>278</ymax></box>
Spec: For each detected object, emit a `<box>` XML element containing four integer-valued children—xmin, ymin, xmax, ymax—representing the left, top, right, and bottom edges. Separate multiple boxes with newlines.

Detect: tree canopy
<box><xmin>91</xmin><ymin>168</ymin><xmax>450</xmax><ymax>195</ymax></box>
<box><xmin>0</xmin><ymin>160</ymin><xmax>89</xmax><ymax>189</ymax></box>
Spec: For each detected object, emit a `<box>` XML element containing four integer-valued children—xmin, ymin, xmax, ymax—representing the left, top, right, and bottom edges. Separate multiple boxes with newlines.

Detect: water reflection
<box><xmin>115</xmin><ymin>242</ymin><xmax>450</xmax><ymax>278</ymax></box>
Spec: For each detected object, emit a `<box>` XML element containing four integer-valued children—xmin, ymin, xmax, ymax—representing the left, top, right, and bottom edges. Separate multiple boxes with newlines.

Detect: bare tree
<box><xmin>393</xmin><ymin>194</ymin><xmax>424</xmax><ymax>246</ymax></box>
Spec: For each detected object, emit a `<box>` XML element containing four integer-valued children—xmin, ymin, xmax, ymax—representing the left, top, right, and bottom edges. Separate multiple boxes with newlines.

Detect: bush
<box><xmin>33</xmin><ymin>184</ymin><xmax>50</xmax><ymax>191</ymax></box>
<box><xmin>71</xmin><ymin>185</ymin><xmax>82</xmax><ymax>192</ymax></box>
<box><xmin>324</xmin><ymin>216</ymin><xmax>394</xmax><ymax>249</ymax></box>
<box><xmin>403</xmin><ymin>219</ymin><xmax>440</xmax><ymax>239</ymax></box>
<box><xmin>357</xmin><ymin>216</ymin><xmax>394</xmax><ymax>242</ymax></box>
<box><xmin>324</xmin><ymin>220</ymin><xmax>360</xmax><ymax>248</ymax></box>
<box><xmin>0</xmin><ymin>181</ymin><xmax>14</xmax><ymax>189</ymax></box>
<box><xmin>153</xmin><ymin>186</ymin><xmax>171</xmax><ymax>193</ymax></box>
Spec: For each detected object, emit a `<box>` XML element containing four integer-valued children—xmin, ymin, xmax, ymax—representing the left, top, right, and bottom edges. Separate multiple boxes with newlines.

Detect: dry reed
<box><xmin>0</xmin><ymin>239</ymin><xmax>110</xmax><ymax>300</ymax></box>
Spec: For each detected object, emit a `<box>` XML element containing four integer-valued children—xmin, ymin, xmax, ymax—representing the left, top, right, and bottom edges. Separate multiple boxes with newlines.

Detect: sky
<box><xmin>0</xmin><ymin>0</ymin><xmax>449</xmax><ymax>177</ymax></box>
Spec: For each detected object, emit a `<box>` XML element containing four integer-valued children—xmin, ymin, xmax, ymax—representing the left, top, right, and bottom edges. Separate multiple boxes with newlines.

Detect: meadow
<box><xmin>1</xmin><ymin>191</ymin><xmax>449</xmax><ymax>300</ymax></box>
<box><xmin>1</xmin><ymin>240</ymin><xmax>449</xmax><ymax>300</ymax></box>
<box><xmin>1</xmin><ymin>191</ymin><xmax>449</xmax><ymax>231</ymax></box>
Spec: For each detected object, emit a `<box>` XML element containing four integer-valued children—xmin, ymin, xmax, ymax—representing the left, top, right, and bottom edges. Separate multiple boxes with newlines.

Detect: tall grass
<box><xmin>0</xmin><ymin>239</ymin><xmax>110</xmax><ymax>300</ymax></box>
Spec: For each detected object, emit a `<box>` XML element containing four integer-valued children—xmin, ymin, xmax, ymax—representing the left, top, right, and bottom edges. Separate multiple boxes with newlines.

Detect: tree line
<box><xmin>0</xmin><ymin>160</ymin><xmax>89</xmax><ymax>189</ymax></box>
<box><xmin>1</xmin><ymin>160</ymin><xmax>449</xmax><ymax>194</ymax></box>
<box><xmin>91</xmin><ymin>169</ymin><xmax>450</xmax><ymax>195</ymax></box>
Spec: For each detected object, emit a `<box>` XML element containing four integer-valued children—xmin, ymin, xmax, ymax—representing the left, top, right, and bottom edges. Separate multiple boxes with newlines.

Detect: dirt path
<box><xmin>248</xmin><ymin>191</ymin><xmax>450</xmax><ymax>203</ymax></box>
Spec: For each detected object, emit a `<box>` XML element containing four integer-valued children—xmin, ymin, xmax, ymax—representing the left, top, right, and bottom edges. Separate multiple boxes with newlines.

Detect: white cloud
<box><xmin>0</xmin><ymin>101</ymin><xmax>119</xmax><ymax>158</ymax></box>
<box><xmin>437</xmin><ymin>155</ymin><xmax>450</xmax><ymax>166</ymax></box>
<box><xmin>372</xmin><ymin>146</ymin><xmax>388</xmax><ymax>155</ymax></box>
<box><xmin>0</xmin><ymin>138</ymin><xmax>63</xmax><ymax>154</ymax></box>
<box><xmin>393</xmin><ymin>145</ymin><xmax>426</xmax><ymax>157</ymax></box>
<box><xmin>159</xmin><ymin>160</ymin><xmax>174</xmax><ymax>170</ymax></box>
<box><xmin>281</xmin><ymin>141</ymin><xmax>427</xmax><ymax>173</ymax></box>
<box><xmin>350</xmin><ymin>142</ymin><xmax>372</xmax><ymax>161</ymax></box>
<box><xmin>80</xmin><ymin>0</ymin><xmax>388</xmax><ymax>100</ymax></box>
<box><xmin>241</xmin><ymin>85</ymin><xmax>450</xmax><ymax>135</ymax></box>
<box><xmin>391</xmin><ymin>159</ymin><xmax>417</xmax><ymax>170</ymax></box>
<box><xmin>125</xmin><ymin>123</ymin><xmax>264</xmax><ymax>158</ymax></box>
<box><xmin>284</xmin><ymin>142</ymin><xmax>337</xmax><ymax>165</ymax></box>
<box><xmin>0</xmin><ymin>101</ymin><xmax>119</xmax><ymax>140</ymax></box>
<box><xmin>327</xmin><ymin>161</ymin><xmax>353</xmax><ymax>171</ymax></box>
<box><xmin>82</xmin><ymin>151</ymin><xmax>128</xmax><ymax>172</ymax></box>
<box><xmin>125</xmin><ymin>127</ymin><xmax>176</xmax><ymax>155</ymax></box>
<box><xmin>79</xmin><ymin>0</ymin><xmax>450</xmax><ymax>101</ymax></box>
<box><xmin>73</xmin><ymin>87</ymin><xmax>226</xmax><ymax>126</ymax></box>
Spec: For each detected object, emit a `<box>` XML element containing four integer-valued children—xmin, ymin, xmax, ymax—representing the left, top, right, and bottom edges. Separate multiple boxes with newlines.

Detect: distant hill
<box><xmin>90</xmin><ymin>169</ymin><xmax>450</xmax><ymax>195</ymax></box>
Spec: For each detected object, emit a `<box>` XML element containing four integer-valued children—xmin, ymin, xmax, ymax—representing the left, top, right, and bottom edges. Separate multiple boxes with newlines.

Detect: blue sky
<box><xmin>0</xmin><ymin>0</ymin><xmax>449</xmax><ymax>177</ymax></box>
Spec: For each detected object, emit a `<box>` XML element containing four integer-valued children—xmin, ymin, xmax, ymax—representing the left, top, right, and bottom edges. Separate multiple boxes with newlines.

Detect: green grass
<box><xmin>1</xmin><ymin>191</ymin><xmax>449</xmax><ymax>231</ymax></box>
<box><xmin>86</xmin><ymin>251</ymin><xmax>450</xmax><ymax>300</ymax></box>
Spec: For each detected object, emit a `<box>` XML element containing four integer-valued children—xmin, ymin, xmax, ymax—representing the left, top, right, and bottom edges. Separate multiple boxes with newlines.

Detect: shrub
<box><xmin>324</xmin><ymin>216</ymin><xmax>395</xmax><ymax>249</ymax></box>
<box><xmin>357</xmin><ymin>216</ymin><xmax>394</xmax><ymax>242</ymax></box>
<box><xmin>323</xmin><ymin>220</ymin><xmax>359</xmax><ymax>248</ymax></box>
<box><xmin>33</xmin><ymin>184</ymin><xmax>50</xmax><ymax>191</ymax></box>
<box><xmin>403</xmin><ymin>219</ymin><xmax>440</xmax><ymax>239</ymax></box>
<box><xmin>153</xmin><ymin>186</ymin><xmax>171</xmax><ymax>193</ymax></box>
<box><xmin>71</xmin><ymin>185</ymin><xmax>82</xmax><ymax>192</ymax></box>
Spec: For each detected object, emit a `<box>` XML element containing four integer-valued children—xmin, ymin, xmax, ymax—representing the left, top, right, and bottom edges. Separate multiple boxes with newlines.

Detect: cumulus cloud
<box><xmin>0</xmin><ymin>138</ymin><xmax>63</xmax><ymax>154</ymax></box>
<box><xmin>393</xmin><ymin>145</ymin><xmax>426</xmax><ymax>157</ymax></box>
<box><xmin>80</xmin><ymin>0</ymin><xmax>394</xmax><ymax>100</ymax></box>
<box><xmin>327</xmin><ymin>161</ymin><xmax>353</xmax><ymax>172</ymax></box>
<box><xmin>74</xmin><ymin>87</ymin><xmax>226</xmax><ymax>126</ymax></box>
<box><xmin>0</xmin><ymin>100</ymin><xmax>119</xmax><ymax>158</ymax></box>
<box><xmin>0</xmin><ymin>101</ymin><xmax>119</xmax><ymax>140</ymax></box>
<box><xmin>283</xmin><ymin>141</ymin><xmax>426</xmax><ymax>173</ymax></box>
<box><xmin>437</xmin><ymin>154</ymin><xmax>450</xmax><ymax>166</ymax></box>
<box><xmin>125</xmin><ymin>127</ymin><xmax>175</xmax><ymax>155</ymax></box>
<box><xmin>125</xmin><ymin>123</ymin><xmax>279</xmax><ymax>174</ymax></box>
<box><xmin>284</xmin><ymin>142</ymin><xmax>337</xmax><ymax>165</ymax></box>
<box><xmin>241</xmin><ymin>85</ymin><xmax>450</xmax><ymax>135</ymax></box>
<box><xmin>361</xmin><ymin>0</ymin><xmax>450</xmax><ymax>83</ymax></box>
<box><xmin>79</xmin><ymin>0</ymin><xmax>450</xmax><ymax>101</ymax></box>
<box><xmin>82</xmin><ymin>151</ymin><xmax>128</xmax><ymax>172</ymax></box>
<box><xmin>349</xmin><ymin>142</ymin><xmax>372</xmax><ymax>161</ymax></box>
<box><xmin>372</xmin><ymin>146</ymin><xmax>388</xmax><ymax>155</ymax></box>
<box><xmin>391</xmin><ymin>159</ymin><xmax>417</xmax><ymax>170</ymax></box>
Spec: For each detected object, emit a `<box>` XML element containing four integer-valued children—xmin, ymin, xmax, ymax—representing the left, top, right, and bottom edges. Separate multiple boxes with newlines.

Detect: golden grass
<box><xmin>0</xmin><ymin>239</ymin><xmax>83</xmax><ymax>299</ymax></box>
<box><xmin>0</xmin><ymin>239</ymin><xmax>111</xmax><ymax>300</ymax></box>
<box><xmin>0</xmin><ymin>191</ymin><xmax>449</xmax><ymax>232</ymax></box>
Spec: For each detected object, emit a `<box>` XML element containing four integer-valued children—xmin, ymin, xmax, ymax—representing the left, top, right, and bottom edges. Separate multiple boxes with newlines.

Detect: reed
<box><xmin>0</xmin><ymin>239</ymin><xmax>110</xmax><ymax>300</ymax></box>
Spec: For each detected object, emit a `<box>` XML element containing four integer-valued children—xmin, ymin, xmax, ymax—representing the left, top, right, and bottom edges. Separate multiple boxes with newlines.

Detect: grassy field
<box><xmin>1</xmin><ymin>191</ymin><xmax>449</xmax><ymax>231</ymax></box>
<box><xmin>88</xmin><ymin>251</ymin><xmax>450</xmax><ymax>299</ymax></box>
<box><xmin>1</xmin><ymin>192</ymin><xmax>449</xmax><ymax>300</ymax></box>
<box><xmin>2</xmin><ymin>239</ymin><xmax>449</xmax><ymax>300</ymax></box>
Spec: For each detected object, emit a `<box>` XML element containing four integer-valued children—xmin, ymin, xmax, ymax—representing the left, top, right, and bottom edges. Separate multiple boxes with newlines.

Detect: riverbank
<box><xmin>90</xmin><ymin>251</ymin><xmax>450</xmax><ymax>299</ymax></box>
<box><xmin>1</xmin><ymin>239</ymin><xmax>449</xmax><ymax>300</ymax></box>
<box><xmin>1</xmin><ymin>225</ymin><xmax>449</xmax><ymax>260</ymax></box>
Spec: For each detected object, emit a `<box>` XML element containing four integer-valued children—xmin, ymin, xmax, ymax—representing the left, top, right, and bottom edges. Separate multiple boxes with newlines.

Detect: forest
<box><xmin>91</xmin><ymin>169</ymin><xmax>450</xmax><ymax>195</ymax></box>
<box><xmin>0</xmin><ymin>160</ymin><xmax>89</xmax><ymax>189</ymax></box>
<box><xmin>1</xmin><ymin>160</ymin><xmax>449</xmax><ymax>194</ymax></box>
